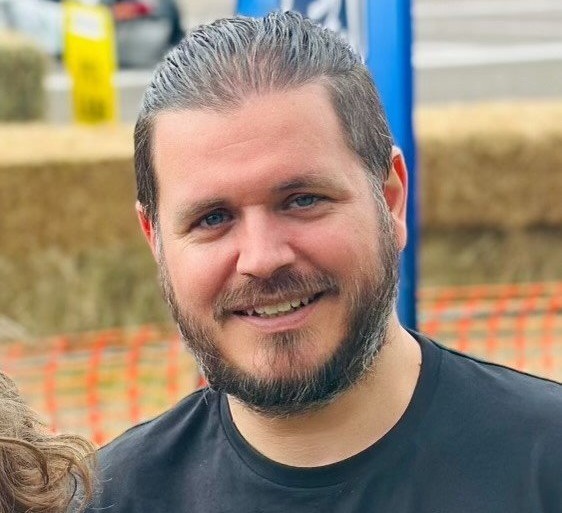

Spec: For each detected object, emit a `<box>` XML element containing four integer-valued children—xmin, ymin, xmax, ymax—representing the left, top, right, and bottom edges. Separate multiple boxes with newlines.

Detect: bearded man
<box><xmin>85</xmin><ymin>11</ymin><xmax>561</xmax><ymax>512</ymax></box>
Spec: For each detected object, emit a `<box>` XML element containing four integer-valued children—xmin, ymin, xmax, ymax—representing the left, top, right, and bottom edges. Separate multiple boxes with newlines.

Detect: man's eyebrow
<box><xmin>174</xmin><ymin>198</ymin><xmax>227</xmax><ymax>227</ymax></box>
<box><xmin>274</xmin><ymin>174</ymin><xmax>344</xmax><ymax>193</ymax></box>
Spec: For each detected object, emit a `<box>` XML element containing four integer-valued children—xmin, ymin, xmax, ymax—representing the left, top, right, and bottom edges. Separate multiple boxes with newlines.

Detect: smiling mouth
<box><xmin>234</xmin><ymin>293</ymin><xmax>323</xmax><ymax>319</ymax></box>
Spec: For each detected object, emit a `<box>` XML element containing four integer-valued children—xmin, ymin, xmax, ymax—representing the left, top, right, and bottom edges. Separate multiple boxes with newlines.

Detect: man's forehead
<box><xmin>151</xmin><ymin>82</ymin><xmax>335</xmax><ymax>143</ymax></box>
<box><xmin>151</xmin><ymin>85</ymin><xmax>350</xmax><ymax>173</ymax></box>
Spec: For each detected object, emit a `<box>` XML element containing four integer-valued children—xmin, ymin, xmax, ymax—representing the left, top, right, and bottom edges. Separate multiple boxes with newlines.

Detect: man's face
<box><xmin>144</xmin><ymin>83</ymin><xmax>405</xmax><ymax>416</ymax></box>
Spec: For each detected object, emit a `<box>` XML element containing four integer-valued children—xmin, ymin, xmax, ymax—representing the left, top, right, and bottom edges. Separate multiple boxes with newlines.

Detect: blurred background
<box><xmin>1</xmin><ymin>0</ymin><xmax>561</xmax><ymax>443</ymax></box>
<box><xmin>2</xmin><ymin>0</ymin><xmax>561</xmax><ymax>120</ymax></box>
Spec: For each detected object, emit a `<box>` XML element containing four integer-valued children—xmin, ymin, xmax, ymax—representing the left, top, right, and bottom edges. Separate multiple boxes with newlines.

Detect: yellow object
<box><xmin>64</xmin><ymin>1</ymin><xmax>119</xmax><ymax>124</ymax></box>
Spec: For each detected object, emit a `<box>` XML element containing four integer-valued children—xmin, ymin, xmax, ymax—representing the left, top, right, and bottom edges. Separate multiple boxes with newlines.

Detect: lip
<box><xmin>232</xmin><ymin>296</ymin><xmax>319</xmax><ymax>333</ymax></box>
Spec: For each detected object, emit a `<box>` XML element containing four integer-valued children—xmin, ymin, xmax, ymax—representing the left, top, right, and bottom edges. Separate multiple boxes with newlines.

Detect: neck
<box><xmin>227</xmin><ymin>319</ymin><xmax>422</xmax><ymax>467</ymax></box>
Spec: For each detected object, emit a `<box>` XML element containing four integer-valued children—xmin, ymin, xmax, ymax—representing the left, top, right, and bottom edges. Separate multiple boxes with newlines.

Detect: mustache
<box><xmin>213</xmin><ymin>268</ymin><xmax>340</xmax><ymax>321</ymax></box>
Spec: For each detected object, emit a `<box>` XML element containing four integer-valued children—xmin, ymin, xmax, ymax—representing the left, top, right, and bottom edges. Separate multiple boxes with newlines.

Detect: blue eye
<box><xmin>200</xmin><ymin>210</ymin><xmax>231</xmax><ymax>228</ymax></box>
<box><xmin>289</xmin><ymin>195</ymin><xmax>320</xmax><ymax>208</ymax></box>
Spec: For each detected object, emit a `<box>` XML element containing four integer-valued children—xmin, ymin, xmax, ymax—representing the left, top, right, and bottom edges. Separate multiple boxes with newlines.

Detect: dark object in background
<box><xmin>101</xmin><ymin>0</ymin><xmax>184</xmax><ymax>67</ymax></box>
<box><xmin>0</xmin><ymin>0</ymin><xmax>184</xmax><ymax>68</ymax></box>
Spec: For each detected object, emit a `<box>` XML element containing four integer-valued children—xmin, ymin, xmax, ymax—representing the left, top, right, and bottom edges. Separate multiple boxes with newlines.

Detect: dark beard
<box><xmin>158</xmin><ymin>203</ymin><xmax>400</xmax><ymax>418</ymax></box>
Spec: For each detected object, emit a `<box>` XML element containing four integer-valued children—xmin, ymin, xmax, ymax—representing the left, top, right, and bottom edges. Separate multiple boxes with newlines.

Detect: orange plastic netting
<box><xmin>1</xmin><ymin>282</ymin><xmax>560</xmax><ymax>445</ymax></box>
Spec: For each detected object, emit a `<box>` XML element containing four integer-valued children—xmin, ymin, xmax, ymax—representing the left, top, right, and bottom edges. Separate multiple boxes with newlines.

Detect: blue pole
<box><xmin>237</xmin><ymin>0</ymin><xmax>279</xmax><ymax>16</ymax></box>
<box><xmin>366</xmin><ymin>0</ymin><xmax>417</xmax><ymax>329</ymax></box>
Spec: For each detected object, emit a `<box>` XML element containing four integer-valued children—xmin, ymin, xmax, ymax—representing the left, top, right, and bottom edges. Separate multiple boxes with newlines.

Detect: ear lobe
<box><xmin>383</xmin><ymin>146</ymin><xmax>408</xmax><ymax>250</ymax></box>
<box><xmin>136</xmin><ymin>201</ymin><xmax>158</xmax><ymax>259</ymax></box>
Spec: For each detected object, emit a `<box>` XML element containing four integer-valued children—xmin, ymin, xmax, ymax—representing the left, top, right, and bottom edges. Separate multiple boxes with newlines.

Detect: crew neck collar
<box><xmin>219</xmin><ymin>332</ymin><xmax>443</xmax><ymax>488</ymax></box>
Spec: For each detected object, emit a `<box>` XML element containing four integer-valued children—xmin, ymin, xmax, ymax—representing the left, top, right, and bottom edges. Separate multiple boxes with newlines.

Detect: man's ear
<box><xmin>383</xmin><ymin>146</ymin><xmax>408</xmax><ymax>251</ymax></box>
<box><xmin>136</xmin><ymin>201</ymin><xmax>158</xmax><ymax>260</ymax></box>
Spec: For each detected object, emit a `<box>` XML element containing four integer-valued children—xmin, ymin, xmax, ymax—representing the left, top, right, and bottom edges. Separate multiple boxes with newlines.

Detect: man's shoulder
<box><xmin>85</xmin><ymin>388</ymin><xmax>222</xmax><ymax>511</ymax></box>
<box><xmin>98</xmin><ymin>387</ymin><xmax>219</xmax><ymax>466</ymax></box>
<box><xmin>437</xmin><ymin>337</ymin><xmax>560</xmax><ymax>390</ymax></box>
<box><xmin>430</xmin><ymin>335</ymin><xmax>561</xmax><ymax>427</ymax></box>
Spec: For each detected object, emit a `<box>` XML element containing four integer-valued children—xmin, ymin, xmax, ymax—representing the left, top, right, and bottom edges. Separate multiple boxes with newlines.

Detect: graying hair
<box><xmin>135</xmin><ymin>10</ymin><xmax>393</xmax><ymax>223</ymax></box>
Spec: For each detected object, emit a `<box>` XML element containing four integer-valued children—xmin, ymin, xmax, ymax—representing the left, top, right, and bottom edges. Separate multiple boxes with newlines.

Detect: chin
<box><xmin>227</xmin><ymin>331</ymin><xmax>339</xmax><ymax>380</ymax></box>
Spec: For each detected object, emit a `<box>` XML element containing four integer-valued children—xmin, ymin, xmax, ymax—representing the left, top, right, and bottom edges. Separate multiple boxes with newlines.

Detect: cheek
<box><xmin>164</xmin><ymin>244</ymin><xmax>232</xmax><ymax>312</ymax></box>
<box><xmin>295</xmin><ymin>215</ymin><xmax>378</xmax><ymax>273</ymax></box>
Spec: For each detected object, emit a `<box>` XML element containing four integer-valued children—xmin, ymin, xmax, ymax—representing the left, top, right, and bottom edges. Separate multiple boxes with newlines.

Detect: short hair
<box><xmin>135</xmin><ymin>11</ymin><xmax>393</xmax><ymax>224</ymax></box>
<box><xmin>0</xmin><ymin>371</ymin><xmax>95</xmax><ymax>513</ymax></box>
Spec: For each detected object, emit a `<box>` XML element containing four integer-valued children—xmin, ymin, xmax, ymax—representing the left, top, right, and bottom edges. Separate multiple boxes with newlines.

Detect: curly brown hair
<box><xmin>0</xmin><ymin>371</ymin><xmax>95</xmax><ymax>513</ymax></box>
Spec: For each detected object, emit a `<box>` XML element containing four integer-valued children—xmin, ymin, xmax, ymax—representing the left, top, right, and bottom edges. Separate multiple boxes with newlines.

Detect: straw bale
<box><xmin>0</xmin><ymin>124</ymin><xmax>138</xmax><ymax>256</ymax></box>
<box><xmin>421</xmin><ymin>228</ymin><xmax>562</xmax><ymax>286</ymax></box>
<box><xmin>0</xmin><ymin>31</ymin><xmax>46</xmax><ymax>121</ymax></box>
<box><xmin>417</xmin><ymin>102</ymin><xmax>562</xmax><ymax>229</ymax></box>
<box><xmin>0</xmin><ymin>123</ymin><xmax>133</xmax><ymax>165</ymax></box>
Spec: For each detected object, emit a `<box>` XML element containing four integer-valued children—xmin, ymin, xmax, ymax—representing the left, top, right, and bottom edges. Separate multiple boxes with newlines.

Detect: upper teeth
<box><xmin>246</xmin><ymin>296</ymin><xmax>313</xmax><ymax>317</ymax></box>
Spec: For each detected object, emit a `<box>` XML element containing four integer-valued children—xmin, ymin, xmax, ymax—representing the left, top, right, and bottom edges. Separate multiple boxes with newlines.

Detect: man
<box><xmin>87</xmin><ymin>11</ymin><xmax>561</xmax><ymax>512</ymax></box>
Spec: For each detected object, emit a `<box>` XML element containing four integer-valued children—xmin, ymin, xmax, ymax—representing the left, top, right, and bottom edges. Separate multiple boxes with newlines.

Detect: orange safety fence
<box><xmin>1</xmin><ymin>282</ymin><xmax>561</xmax><ymax>446</ymax></box>
<box><xmin>420</xmin><ymin>281</ymin><xmax>562</xmax><ymax>378</ymax></box>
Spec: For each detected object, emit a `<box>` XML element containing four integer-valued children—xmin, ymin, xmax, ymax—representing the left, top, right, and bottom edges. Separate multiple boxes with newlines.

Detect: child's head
<box><xmin>0</xmin><ymin>370</ymin><xmax>95</xmax><ymax>512</ymax></box>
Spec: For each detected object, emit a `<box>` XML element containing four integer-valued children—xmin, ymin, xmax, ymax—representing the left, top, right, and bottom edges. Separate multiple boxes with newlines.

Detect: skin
<box><xmin>138</xmin><ymin>82</ymin><xmax>422</xmax><ymax>466</ymax></box>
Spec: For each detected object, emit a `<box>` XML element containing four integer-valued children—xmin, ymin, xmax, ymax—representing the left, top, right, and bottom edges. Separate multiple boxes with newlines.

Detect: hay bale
<box><xmin>0</xmin><ymin>124</ymin><xmax>138</xmax><ymax>256</ymax></box>
<box><xmin>0</xmin><ymin>31</ymin><xmax>47</xmax><ymax>121</ymax></box>
<box><xmin>420</xmin><ymin>228</ymin><xmax>562</xmax><ymax>286</ymax></box>
<box><xmin>417</xmin><ymin>102</ymin><xmax>562</xmax><ymax>229</ymax></box>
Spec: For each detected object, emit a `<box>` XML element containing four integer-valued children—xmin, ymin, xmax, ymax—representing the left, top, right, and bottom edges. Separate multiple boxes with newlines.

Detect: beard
<box><xmin>157</xmin><ymin>199</ymin><xmax>400</xmax><ymax>418</ymax></box>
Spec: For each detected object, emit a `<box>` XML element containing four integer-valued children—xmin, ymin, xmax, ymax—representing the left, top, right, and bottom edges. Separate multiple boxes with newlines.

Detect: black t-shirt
<box><xmin>85</xmin><ymin>333</ymin><xmax>562</xmax><ymax>512</ymax></box>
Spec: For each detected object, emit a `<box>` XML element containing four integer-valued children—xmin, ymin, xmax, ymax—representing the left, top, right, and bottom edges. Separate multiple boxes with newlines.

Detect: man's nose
<box><xmin>235</xmin><ymin>214</ymin><xmax>296</xmax><ymax>279</ymax></box>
